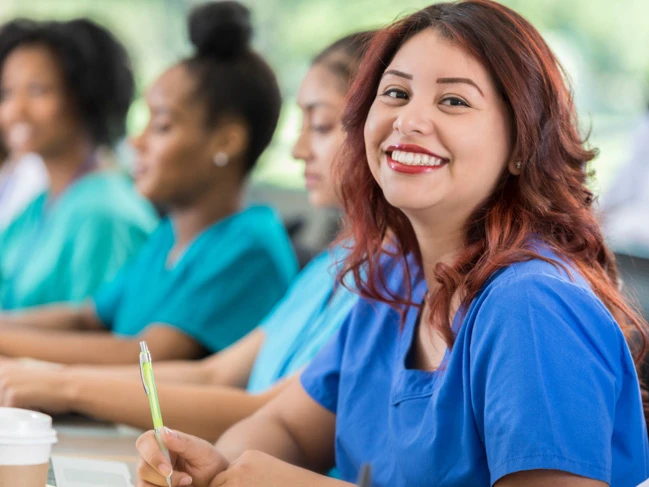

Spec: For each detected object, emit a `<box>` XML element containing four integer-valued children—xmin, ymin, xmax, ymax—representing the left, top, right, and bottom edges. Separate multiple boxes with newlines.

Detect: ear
<box><xmin>209</xmin><ymin>121</ymin><xmax>249</xmax><ymax>163</ymax></box>
<box><xmin>508</xmin><ymin>159</ymin><xmax>522</xmax><ymax>176</ymax></box>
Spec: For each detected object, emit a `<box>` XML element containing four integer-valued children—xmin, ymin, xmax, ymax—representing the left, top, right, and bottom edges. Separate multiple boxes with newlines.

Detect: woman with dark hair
<box><xmin>0</xmin><ymin>18</ymin><xmax>157</xmax><ymax>308</ymax></box>
<box><xmin>0</xmin><ymin>2</ymin><xmax>297</xmax><ymax>364</ymax></box>
<box><xmin>136</xmin><ymin>1</ymin><xmax>649</xmax><ymax>486</ymax></box>
<box><xmin>0</xmin><ymin>31</ymin><xmax>372</xmax><ymax>439</ymax></box>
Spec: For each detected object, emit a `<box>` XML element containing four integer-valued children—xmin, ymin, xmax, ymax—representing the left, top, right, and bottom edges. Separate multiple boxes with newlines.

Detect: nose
<box><xmin>129</xmin><ymin>130</ymin><xmax>145</xmax><ymax>153</ymax></box>
<box><xmin>392</xmin><ymin>103</ymin><xmax>435</xmax><ymax>136</ymax></box>
<box><xmin>292</xmin><ymin>126</ymin><xmax>313</xmax><ymax>163</ymax></box>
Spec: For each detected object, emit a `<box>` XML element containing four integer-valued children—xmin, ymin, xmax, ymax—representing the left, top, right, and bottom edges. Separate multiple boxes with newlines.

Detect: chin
<box><xmin>382</xmin><ymin>192</ymin><xmax>440</xmax><ymax>215</ymax></box>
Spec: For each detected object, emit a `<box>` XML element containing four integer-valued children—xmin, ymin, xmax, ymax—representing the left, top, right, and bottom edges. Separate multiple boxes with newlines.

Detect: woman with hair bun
<box><xmin>0</xmin><ymin>31</ymin><xmax>374</xmax><ymax>443</ymax></box>
<box><xmin>0</xmin><ymin>17</ymin><xmax>157</xmax><ymax>309</ymax></box>
<box><xmin>0</xmin><ymin>1</ymin><xmax>297</xmax><ymax>365</ymax></box>
<box><xmin>136</xmin><ymin>1</ymin><xmax>649</xmax><ymax>486</ymax></box>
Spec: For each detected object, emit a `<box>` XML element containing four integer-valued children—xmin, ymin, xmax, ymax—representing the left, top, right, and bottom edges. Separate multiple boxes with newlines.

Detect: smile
<box><xmin>385</xmin><ymin>144</ymin><xmax>449</xmax><ymax>174</ymax></box>
<box><xmin>389</xmin><ymin>150</ymin><xmax>445</xmax><ymax>167</ymax></box>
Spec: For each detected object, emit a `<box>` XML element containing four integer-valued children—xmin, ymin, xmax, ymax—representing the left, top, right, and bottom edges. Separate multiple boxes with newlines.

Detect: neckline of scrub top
<box><xmin>165</xmin><ymin>205</ymin><xmax>270</xmax><ymax>272</ymax></box>
<box><xmin>40</xmin><ymin>169</ymin><xmax>118</xmax><ymax>216</ymax></box>
<box><xmin>389</xmin><ymin>263</ymin><xmax>512</xmax><ymax>405</ymax></box>
<box><xmin>390</xmin><ymin>281</ymin><xmax>458</xmax><ymax>405</ymax></box>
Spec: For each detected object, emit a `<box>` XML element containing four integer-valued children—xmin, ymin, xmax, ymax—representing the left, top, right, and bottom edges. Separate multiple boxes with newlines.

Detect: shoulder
<box><xmin>465</xmin><ymin>250</ymin><xmax>623</xmax><ymax>353</ymax></box>
<box><xmin>66</xmin><ymin>173</ymin><xmax>156</xmax><ymax>227</ymax></box>
<box><xmin>478</xmin><ymin>248</ymin><xmax>601</xmax><ymax>308</ymax></box>
<box><xmin>232</xmin><ymin>205</ymin><xmax>286</xmax><ymax>237</ymax></box>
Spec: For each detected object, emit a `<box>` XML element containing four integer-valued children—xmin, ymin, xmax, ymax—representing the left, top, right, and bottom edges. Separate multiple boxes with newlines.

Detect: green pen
<box><xmin>139</xmin><ymin>341</ymin><xmax>173</xmax><ymax>487</ymax></box>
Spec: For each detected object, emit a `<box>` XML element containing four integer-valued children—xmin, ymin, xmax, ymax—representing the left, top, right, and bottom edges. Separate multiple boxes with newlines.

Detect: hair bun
<box><xmin>188</xmin><ymin>1</ymin><xmax>252</xmax><ymax>59</ymax></box>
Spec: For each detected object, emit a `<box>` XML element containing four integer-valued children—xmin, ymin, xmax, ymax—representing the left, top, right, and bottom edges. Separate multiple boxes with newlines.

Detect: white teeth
<box><xmin>7</xmin><ymin>123</ymin><xmax>32</xmax><ymax>147</ymax></box>
<box><xmin>390</xmin><ymin>150</ymin><xmax>444</xmax><ymax>166</ymax></box>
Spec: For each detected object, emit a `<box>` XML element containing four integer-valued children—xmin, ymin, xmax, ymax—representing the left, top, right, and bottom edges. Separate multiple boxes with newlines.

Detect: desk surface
<box><xmin>52</xmin><ymin>415</ymin><xmax>140</xmax><ymax>477</ymax></box>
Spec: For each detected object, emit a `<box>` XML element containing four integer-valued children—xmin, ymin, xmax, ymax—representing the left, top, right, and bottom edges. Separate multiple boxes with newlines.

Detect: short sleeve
<box><xmin>149</xmin><ymin>240</ymin><xmax>290</xmax><ymax>353</ymax></box>
<box><xmin>469</xmin><ymin>273</ymin><xmax>624</xmax><ymax>485</ymax></box>
<box><xmin>300</xmin><ymin>312</ymin><xmax>351</xmax><ymax>414</ymax></box>
<box><xmin>65</xmin><ymin>212</ymin><xmax>150</xmax><ymax>303</ymax></box>
<box><xmin>92</xmin><ymin>264</ymin><xmax>131</xmax><ymax>329</ymax></box>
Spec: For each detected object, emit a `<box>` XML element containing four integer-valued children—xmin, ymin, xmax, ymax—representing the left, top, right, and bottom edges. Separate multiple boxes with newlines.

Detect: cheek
<box><xmin>446</xmin><ymin>113</ymin><xmax>511</xmax><ymax>182</ymax></box>
<box><xmin>316</xmin><ymin>132</ymin><xmax>344</xmax><ymax>173</ymax></box>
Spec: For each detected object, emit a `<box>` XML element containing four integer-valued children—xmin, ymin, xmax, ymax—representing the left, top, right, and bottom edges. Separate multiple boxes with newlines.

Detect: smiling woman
<box><xmin>133</xmin><ymin>2</ymin><xmax>648</xmax><ymax>487</ymax></box>
<box><xmin>0</xmin><ymin>18</ymin><xmax>158</xmax><ymax>310</ymax></box>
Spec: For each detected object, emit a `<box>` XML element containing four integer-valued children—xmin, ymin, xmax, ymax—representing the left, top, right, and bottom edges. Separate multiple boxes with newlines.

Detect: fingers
<box><xmin>159</xmin><ymin>427</ymin><xmax>216</xmax><ymax>460</ymax></box>
<box><xmin>136</xmin><ymin>431</ymin><xmax>174</xmax><ymax>480</ymax></box>
<box><xmin>136</xmin><ymin>457</ymin><xmax>192</xmax><ymax>487</ymax></box>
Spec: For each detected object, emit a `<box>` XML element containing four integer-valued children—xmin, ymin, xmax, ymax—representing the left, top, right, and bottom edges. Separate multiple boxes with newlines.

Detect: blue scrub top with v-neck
<box><xmin>301</xmin><ymin>247</ymin><xmax>649</xmax><ymax>487</ymax></box>
<box><xmin>93</xmin><ymin>206</ymin><xmax>298</xmax><ymax>353</ymax></box>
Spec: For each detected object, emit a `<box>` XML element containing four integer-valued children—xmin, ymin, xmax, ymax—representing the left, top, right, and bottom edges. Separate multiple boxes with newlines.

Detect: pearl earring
<box><xmin>515</xmin><ymin>161</ymin><xmax>522</xmax><ymax>170</ymax></box>
<box><xmin>213</xmin><ymin>152</ymin><xmax>229</xmax><ymax>167</ymax></box>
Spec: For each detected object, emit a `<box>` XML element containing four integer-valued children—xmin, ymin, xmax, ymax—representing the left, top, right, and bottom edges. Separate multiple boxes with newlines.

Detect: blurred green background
<box><xmin>2</xmin><ymin>0</ymin><xmax>647</xmax><ymax>197</ymax></box>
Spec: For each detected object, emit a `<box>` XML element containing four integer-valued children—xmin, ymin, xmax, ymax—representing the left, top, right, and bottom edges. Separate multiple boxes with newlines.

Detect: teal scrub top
<box><xmin>246</xmin><ymin>246</ymin><xmax>358</xmax><ymax>393</ymax></box>
<box><xmin>93</xmin><ymin>206</ymin><xmax>298</xmax><ymax>353</ymax></box>
<box><xmin>0</xmin><ymin>171</ymin><xmax>157</xmax><ymax>310</ymax></box>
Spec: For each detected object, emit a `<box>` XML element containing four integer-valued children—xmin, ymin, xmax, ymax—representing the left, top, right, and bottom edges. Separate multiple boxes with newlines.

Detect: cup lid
<box><xmin>0</xmin><ymin>407</ymin><xmax>57</xmax><ymax>441</ymax></box>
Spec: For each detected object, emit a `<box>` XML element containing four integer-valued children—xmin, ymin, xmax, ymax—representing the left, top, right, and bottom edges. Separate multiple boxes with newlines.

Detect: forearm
<box><xmin>75</xmin><ymin>359</ymin><xmax>211</xmax><ymax>385</ymax></box>
<box><xmin>216</xmin><ymin>414</ymin><xmax>310</xmax><ymax>468</ymax></box>
<box><xmin>67</xmin><ymin>371</ymin><xmax>280</xmax><ymax>441</ymax></box>
<box><xmin>0</xmin><ymin>330</ymin><xmax>145</xmax><ymax>364</ymax></box>
<box><xmin>0</xmin><ymin>305</ymin><xmax>101</xmax><ymax>331</ymax></box>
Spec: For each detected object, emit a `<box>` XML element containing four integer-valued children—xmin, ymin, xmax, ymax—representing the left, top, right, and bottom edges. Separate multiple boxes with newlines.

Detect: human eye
<box><xmin>28</xmin><ymin>83</ymin><xmax>50</xmax><ymax>96</ymax></box>
<box><xmin>311</xmin><ymin>124</ymin><xmax>334</xmax><ymax>134</ymax></box>
<box><xmin>380</xmin><ymin>87</ymin><xmax>409</xmax><ymax>101</ymax></box>
<box><xmin>0</xmin><ymin>87</ymin><xmax>12</xmax><ymax>101</ymax></box>
<box><xmin>439</xmin><ymin>96</ymin><xmax>470</xmax><ymax>108</ymax></box>
<box><xmin>152</xmin><ymin>120</ymin><xmax>172</xmax><ymax>133</ymax></box>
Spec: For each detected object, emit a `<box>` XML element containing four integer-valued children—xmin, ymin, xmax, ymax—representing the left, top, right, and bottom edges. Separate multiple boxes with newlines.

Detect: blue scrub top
<box><xmin>247</xmin><ymin>246</ymin><xmax>357</xmax><ymax>394</ymax></box>
<box><xmin>0</xmin><ymin>172</ymin><xmax>157</xmax><ymax>309</ymax></box>
<box><xmin>301</xmin><ymin>247</ymin><xmax>649</xmax><ymax>487</ymax></box>
<box><xmin>93</xmin><ymin>205</ymin><xmax>298</xmax><ymax>353</ymax></box>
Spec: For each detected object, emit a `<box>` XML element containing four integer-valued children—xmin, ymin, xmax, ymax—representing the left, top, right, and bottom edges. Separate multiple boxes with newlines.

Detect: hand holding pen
<box><xmin>139</xmin><ymin>341</ymin><xmax>173</xmax><ymax>487</ymax></box>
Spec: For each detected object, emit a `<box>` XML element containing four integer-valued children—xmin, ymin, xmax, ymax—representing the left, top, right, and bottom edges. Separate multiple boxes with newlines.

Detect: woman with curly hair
<box><xmin>0</xmin><ymin>3</ymin><xmax>297</xmax><ymax>364</ymax></box>
<box><xmin>136</xmin><ymin>1</ymin><xmax>649</xmax><ymax>486</ymax></box>
<box><xmin>0</xmin><ymin>18</ymin><xmax>157</xmax><ymax>309</ymax></box>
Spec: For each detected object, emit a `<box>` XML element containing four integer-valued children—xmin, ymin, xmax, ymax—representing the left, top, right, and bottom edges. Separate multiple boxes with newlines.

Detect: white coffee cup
<box><xmin>0</xmin><ymin>407</ymin><xmax>57</xmax><ymax>487</ymax></box>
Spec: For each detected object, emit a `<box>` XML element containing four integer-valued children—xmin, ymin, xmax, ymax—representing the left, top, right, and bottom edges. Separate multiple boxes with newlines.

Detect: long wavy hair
<box><xmin>336</xmin><ymin>0</ymin><xmax>649</xmax><ymax>418</ymax></box>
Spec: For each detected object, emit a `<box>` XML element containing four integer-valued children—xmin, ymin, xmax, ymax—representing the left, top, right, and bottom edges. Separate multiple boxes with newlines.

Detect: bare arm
<box><xmin>0</xmin><ymin>362</ymin><xmax>293</xmax><ymax>442</ymax></box>
<box><xmin>0</xmin><ymin>324</ymin><xmax>204</xmax><ymax>364</ymax></box>
<box><xmin>70</xmin><ymin>371</ymin><xmax>294</xmax><ymax>441</ymax></box>
<box><xmin>496</xmin><ymin>469</ymin><xmax>607</xmax><ymax>487</ymax></box>
<box><xmin>73</xmin><ymin>328</ymin><xmax>266</xmax><ymax>385</ymax></box>
<box><xmin>215</xmin><ymin>378</ymin><xmax>336</xmax><ymax>473</ymax></box>
<box><xmin>0</xmin><ymin>304</ymin><xmax>103</xmax><ymax>331</ymax></box>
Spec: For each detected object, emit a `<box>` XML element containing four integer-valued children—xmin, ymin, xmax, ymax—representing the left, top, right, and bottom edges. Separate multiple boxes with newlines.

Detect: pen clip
<box><xmin>139</xmin><ymin>341</ymin><xmax>151</xmax><ymax>396</ymax></box>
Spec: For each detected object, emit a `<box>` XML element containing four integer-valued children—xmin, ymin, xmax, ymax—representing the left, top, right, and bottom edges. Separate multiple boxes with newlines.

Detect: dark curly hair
<box><xmin>0</xmin><ymin>18</ymin><xmax>134</xmax><ymax>147</ymax></box>
<box><xmin>183</xmin><ymin>1</ymin><xmax>282</xmax><ymax>175</ymax></box>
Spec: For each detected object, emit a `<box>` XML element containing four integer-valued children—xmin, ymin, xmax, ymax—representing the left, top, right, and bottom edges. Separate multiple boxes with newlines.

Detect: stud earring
<box><xmin>515</xmin><ymin>161</ymin><xmax>522</xmax><ymax>170</ymax></box>
<box><xmin>213</xmin><ymin>152</ymin><xmax>229</xmax><ymax>167</ymax></box>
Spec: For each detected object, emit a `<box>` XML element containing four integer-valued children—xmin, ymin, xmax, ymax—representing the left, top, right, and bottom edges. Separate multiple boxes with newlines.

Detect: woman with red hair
<box><xmin>134</xmin><ymin>1</ymin><xmax>649</xmax><ymax>486</ymax></box>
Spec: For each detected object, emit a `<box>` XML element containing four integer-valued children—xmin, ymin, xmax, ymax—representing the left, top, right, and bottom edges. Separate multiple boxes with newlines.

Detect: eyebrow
<box><xmin>436</xmin><ymin>77</ymin><xmax>484</xmax><ymax>96</ymax></box>
<box><xmin>382</xmin><ymin>69</ymin><xmax>412</xmax><ymax>80</ymax></box>
<box><xmin>308</xmin><ymin>101</ymin><xmax>337</xmax><ymax>109</ymax></box>
<box><xmin>148</xmin><ymin>104</ymin><xmax>173</xmax><ymax>116</ymax></box>
<box><xmin>382</xmin><ymin>70</ymin><xmax>485</xmax><ymax>97</ymax></box>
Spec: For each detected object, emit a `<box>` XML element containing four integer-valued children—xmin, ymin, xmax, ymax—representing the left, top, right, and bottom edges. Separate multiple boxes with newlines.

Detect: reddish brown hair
<box><xmin>336</xmin><ymin>0</ymin><xmax>649</xmax><ymax>418</ymax></box>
